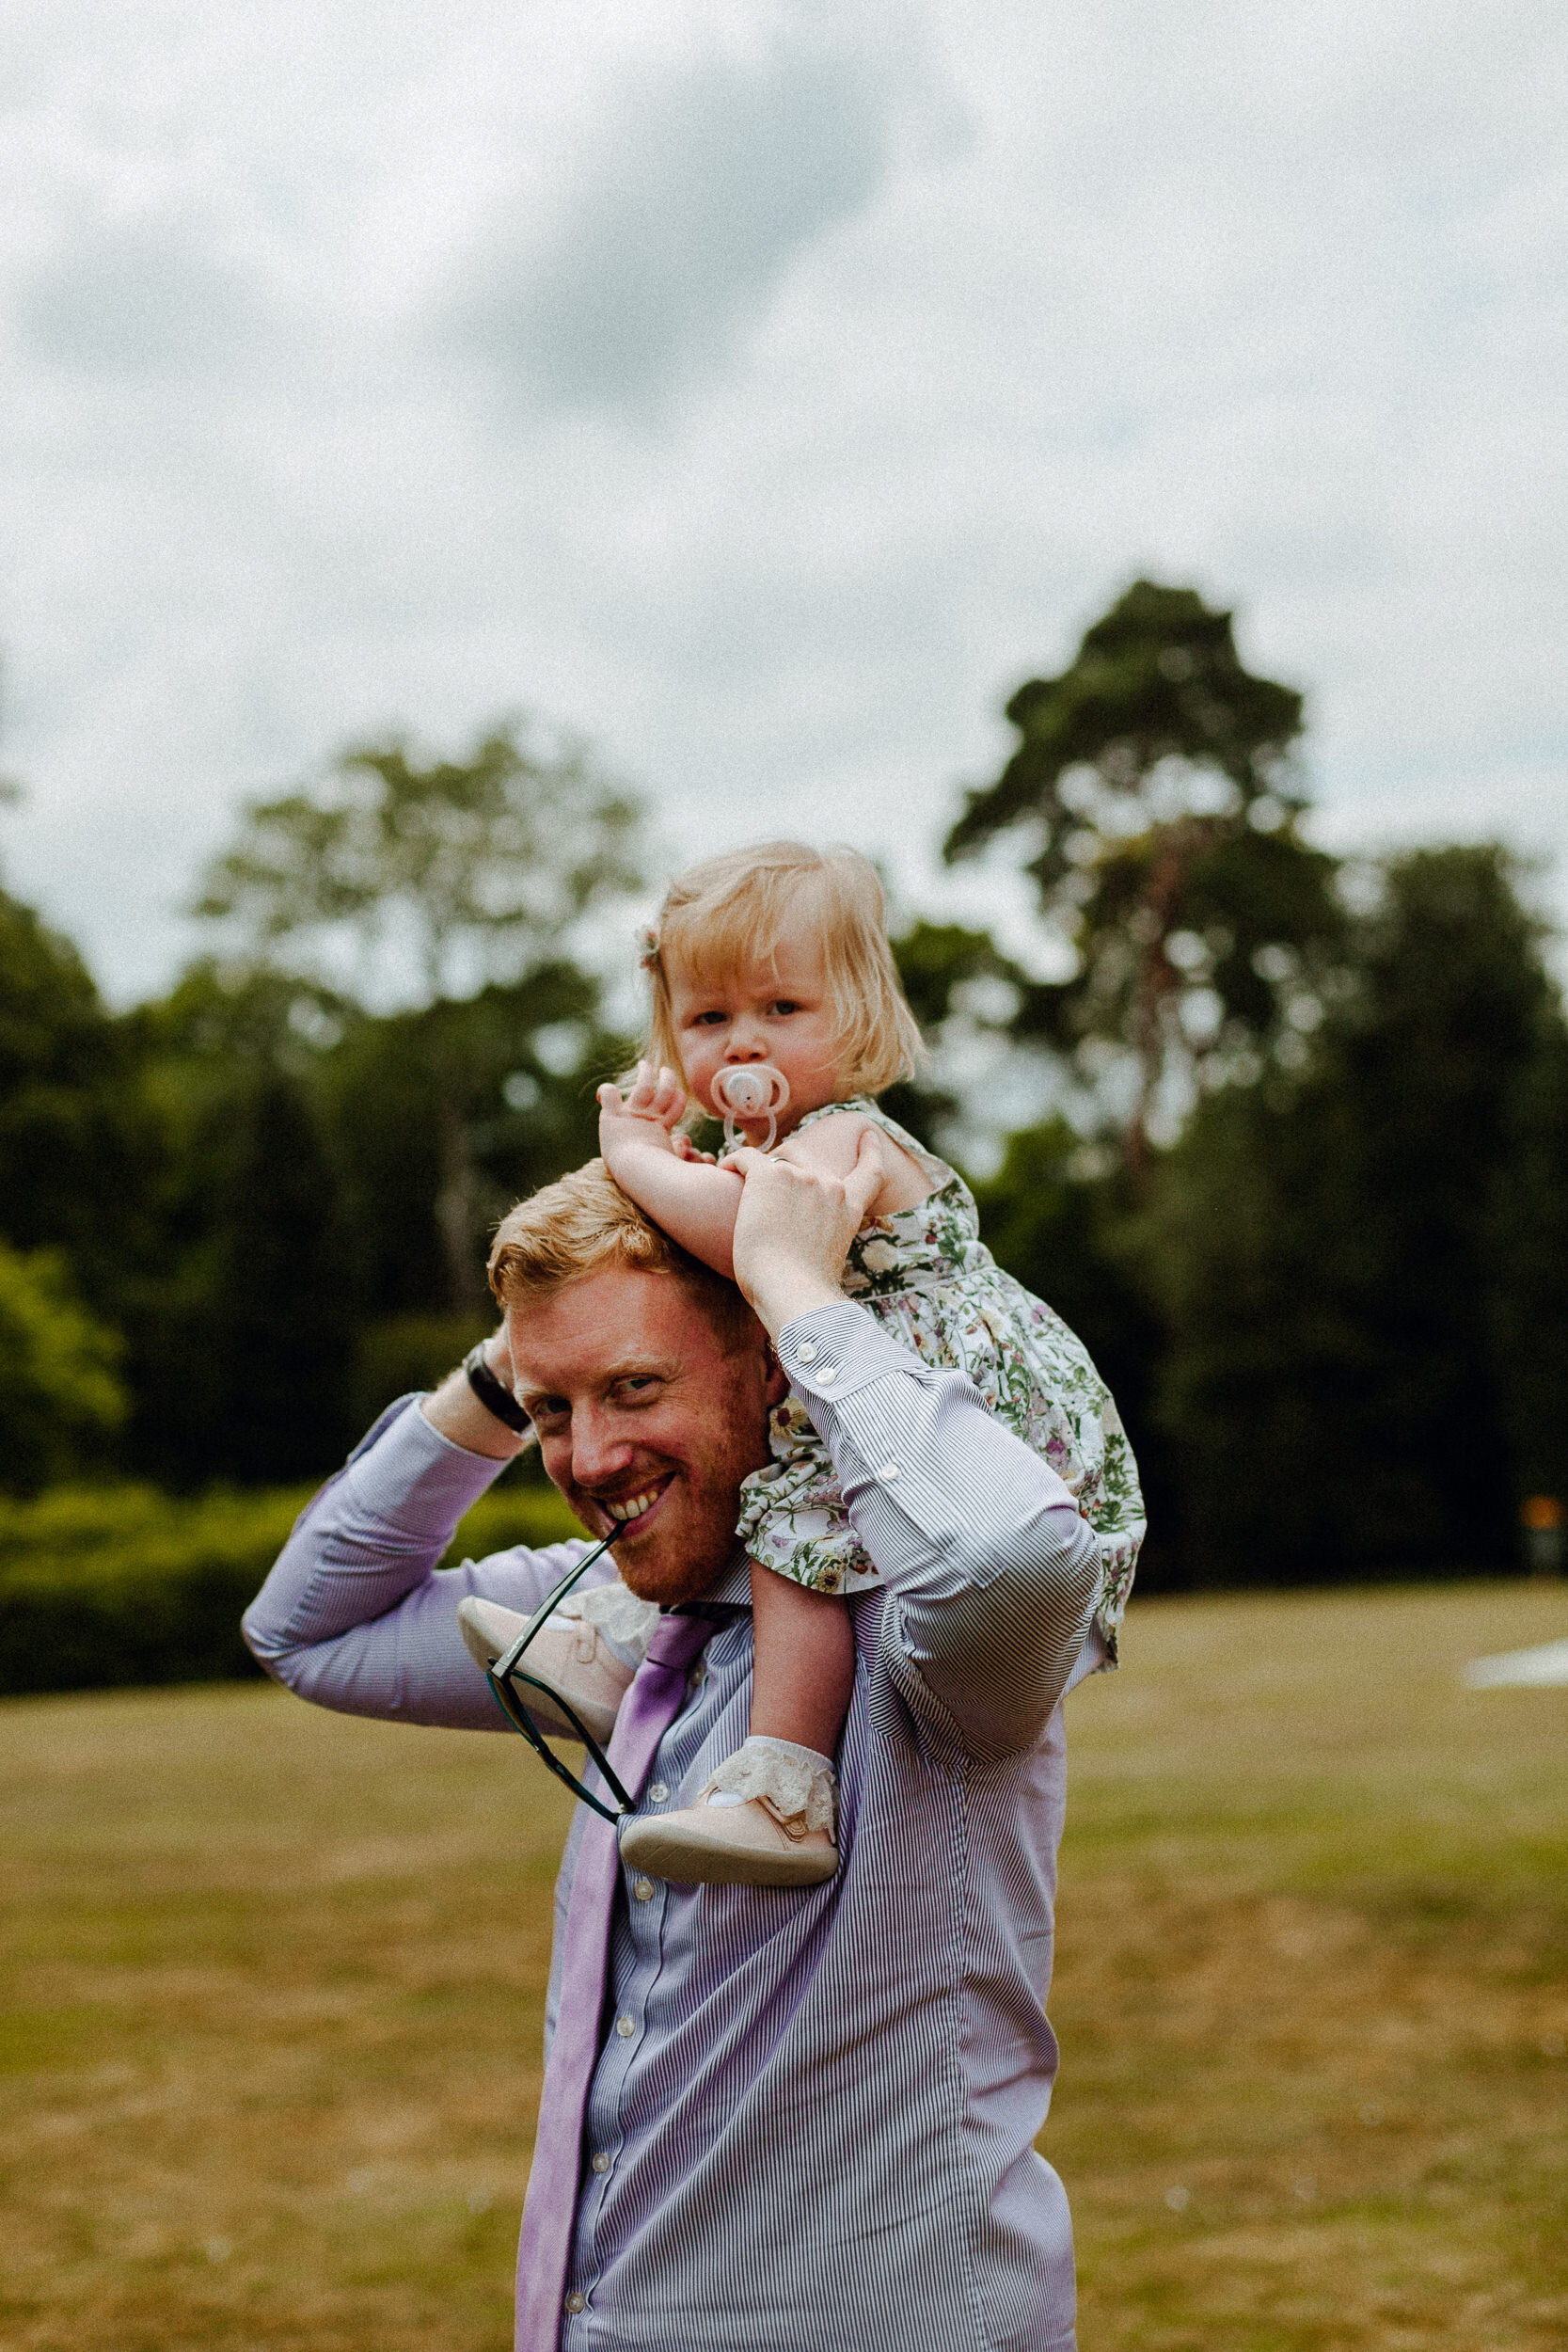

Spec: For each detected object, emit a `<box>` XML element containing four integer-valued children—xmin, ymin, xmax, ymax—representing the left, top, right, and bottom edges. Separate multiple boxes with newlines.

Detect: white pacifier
<box><xmin>710</xmin><ymin>1062</ymin><xmax>791</xmax><ymax>1152</ymax></box>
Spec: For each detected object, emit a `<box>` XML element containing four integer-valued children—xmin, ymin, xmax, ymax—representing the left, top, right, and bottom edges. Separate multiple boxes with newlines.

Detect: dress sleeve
<box><xmin>774</xmin><ymin>1305</ymin><xmax>1103</xmax><ymax>1757</ymax></box>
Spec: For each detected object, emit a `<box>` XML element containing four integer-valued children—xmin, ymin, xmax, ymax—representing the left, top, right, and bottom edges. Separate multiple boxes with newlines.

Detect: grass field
<box><xmin>2</xmin><ymin>1581</ymin><xmax>1565</xmax><ymax>2351</ymax></box>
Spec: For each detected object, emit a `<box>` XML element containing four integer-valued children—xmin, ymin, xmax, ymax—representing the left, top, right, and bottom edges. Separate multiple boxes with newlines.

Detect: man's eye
<box><xmin>531</xmin><ymin>1398</ymin><xmax>569</xmax><ymax>1425</ymax></box>
<box><xmin>614</xmin><ymin>1376</ymin><xmax>659</xmax><ymax>1402</ymax></box>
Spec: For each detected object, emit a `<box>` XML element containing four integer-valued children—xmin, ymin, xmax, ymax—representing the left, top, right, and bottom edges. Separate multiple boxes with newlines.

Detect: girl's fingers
<box><xmin>597</xmin><ymin>1082</ymin><xmax>624</xmax><ymax>1111</ymax></box>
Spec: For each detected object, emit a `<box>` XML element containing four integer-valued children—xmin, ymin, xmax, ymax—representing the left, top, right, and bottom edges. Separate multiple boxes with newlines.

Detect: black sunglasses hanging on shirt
<box><xmin>483</xmin><ymin>1532</ymin><xmax>636</xmax><ymax>1824</ymax></box>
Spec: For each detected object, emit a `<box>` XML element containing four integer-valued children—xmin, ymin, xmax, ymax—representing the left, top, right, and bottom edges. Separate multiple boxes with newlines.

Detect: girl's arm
<box><xmin>598</xmin><ymin>1065</ymin><xmax>743</xmax><ymax>1278</ymax></box>
<box><xmin>598</xmin><ymin>1074</ymin><xmax>931</xmax><ymax>1277</ymax></box>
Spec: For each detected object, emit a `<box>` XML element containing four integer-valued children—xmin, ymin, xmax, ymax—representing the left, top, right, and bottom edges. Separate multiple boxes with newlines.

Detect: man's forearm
<box><xmin>774</xmin><ymin>1304</ymin><xmax>1102</xmax><ymax>1756</ymax></box>
<box><xmin>241</xmin><ymin>1395</ymin><xmax>599</xmax><ymax>1730</ymax></box>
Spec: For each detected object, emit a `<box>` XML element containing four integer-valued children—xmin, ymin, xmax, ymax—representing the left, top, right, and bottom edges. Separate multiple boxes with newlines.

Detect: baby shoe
<box><xmin>619</xmin><ymin>1735</ymin><xmax>838</xmax><ymax>1888</ymax></box>
<box><xmin>457</xmin><ymin>1596</ymin><xmax>636</xmax><ymax>1746</ymax></box>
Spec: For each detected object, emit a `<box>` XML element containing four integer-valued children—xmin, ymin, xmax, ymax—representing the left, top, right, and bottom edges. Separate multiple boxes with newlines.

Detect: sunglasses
<box><xmin>483</xmin><ymin>1531</ymin><xmax>635</xmax><ymax>1824</ymax></box>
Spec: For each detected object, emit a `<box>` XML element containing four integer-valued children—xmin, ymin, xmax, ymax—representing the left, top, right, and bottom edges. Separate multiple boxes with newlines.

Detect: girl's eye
<box><xmin>769</xmin><ymin>1000</ymin><xmax>799</xmax><ymax>1017</ymax></box>
<box><xmin>689</xmin><ymin>1009</ymin><xmax>727</xmax><ymax>1027</ymax></box>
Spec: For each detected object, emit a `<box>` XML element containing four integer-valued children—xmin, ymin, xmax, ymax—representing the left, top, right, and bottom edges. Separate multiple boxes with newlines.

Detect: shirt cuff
<box><xmin>776</xmin><ymin>1300</ymin><xmax>930</xmax><ymax>1404</ymax></box>
<box><xmin>342</xmin><ymin>1395</ymin><xmax>509</xmax><ymax>1535</ymax></box>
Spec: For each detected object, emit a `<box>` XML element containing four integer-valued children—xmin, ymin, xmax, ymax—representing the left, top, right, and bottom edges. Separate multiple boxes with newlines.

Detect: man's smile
<box><xmin>584</xmin><ymin>1472</ymin><xmax>676</xmax><ymax>1538</ymax></box>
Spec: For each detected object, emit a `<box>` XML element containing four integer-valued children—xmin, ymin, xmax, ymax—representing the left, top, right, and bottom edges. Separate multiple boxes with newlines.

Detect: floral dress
<box><xmin>734</xmin><ymin>1099</ymin><xmax>1144</xmax><ymax>1661</ymax></box>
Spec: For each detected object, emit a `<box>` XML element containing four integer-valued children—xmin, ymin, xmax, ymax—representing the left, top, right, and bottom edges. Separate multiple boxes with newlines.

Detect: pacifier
<box><xmin>709</xmin><ymin>1062</ymin><xmax>791</xmax><ymax>1152</ymax></box>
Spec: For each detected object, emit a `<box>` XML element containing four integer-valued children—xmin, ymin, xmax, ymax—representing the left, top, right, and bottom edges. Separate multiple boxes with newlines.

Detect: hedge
<box><xmin>0</xmin><ymin>1474</ymin><xmax>586</xmax><ymax>1698</ymax></box>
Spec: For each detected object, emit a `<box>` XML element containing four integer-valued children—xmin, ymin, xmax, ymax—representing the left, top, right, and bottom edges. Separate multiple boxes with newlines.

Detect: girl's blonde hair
<box><xmin>641</xmin><ymin>840</ymin><xmax>925</xmax><ymax>1104</ymax></box>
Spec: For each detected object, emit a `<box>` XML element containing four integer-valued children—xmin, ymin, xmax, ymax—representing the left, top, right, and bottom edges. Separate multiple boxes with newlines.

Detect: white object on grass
<box><xmin>1464</xmin><ymin>1637</ymin><xmax>1568</xmax><ymax>1689</ymax></box>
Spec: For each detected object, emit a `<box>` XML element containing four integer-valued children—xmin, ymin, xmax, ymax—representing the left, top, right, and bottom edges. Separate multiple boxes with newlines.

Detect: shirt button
<box><xmin>591</xmin><ymin>2152</ymin><xmax>610</xmax><ymax>2174</ymax></box>
<box><xmin>565</xmin><ymin>2291</ymin><xmax>587</xmax><ymax>2312</ymax></box>
<box><xmin>880</xmin><ymin>1459</ymin><xmax>901</xmax><ymax>1480</ymax></box>
<box><xmin>796</xmin><ymin>1338</ymin><xmax>817</xmax><ymax>1362</ymax></box>
<box><xmin>647</xmin><ymin>1783</ymin><xmax>670</xmax><ymax>1804</ymax></box>
<box><xmin>816</xmin><ymin>1364</ymin><xmax>838</xmax><ymax>1385</ymax></box>
<box><xmin>615</xmin><ymin>2014</ymin><xmax>636</xmax><ymax>2039</ymax></box>
<box><xmin>633</xmin><ymin>1877</ymin><xmax>656</xmax><ymax>1901</ymax></box>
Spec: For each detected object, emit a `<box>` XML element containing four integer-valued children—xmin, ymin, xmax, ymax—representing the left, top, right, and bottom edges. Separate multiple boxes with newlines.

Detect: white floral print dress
<box><xmin>735</xmin><ymin>1099</ymin><xmax>1144</xmax><ymax>1660</ymax></box>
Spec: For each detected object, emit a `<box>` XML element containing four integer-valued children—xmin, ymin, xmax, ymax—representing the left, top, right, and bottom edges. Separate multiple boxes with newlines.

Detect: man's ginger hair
<box><xmin>641</xmin><ymin>840</ymin><xmax>925</xmax><ymax>1110</ymax></box>
<box><xmin>488</xmin><ymin>1158</ymin><xmax>755</xmax><ymax>1350</ymax></box>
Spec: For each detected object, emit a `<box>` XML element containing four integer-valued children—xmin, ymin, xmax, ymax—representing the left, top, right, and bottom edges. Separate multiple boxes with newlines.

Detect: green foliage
<box><xmin>193</xmin><ymin>722</ymin><xmax>645</xmax><ymax>1305</ymax></box>
<box><xmin>0</xmin><ymin>1242</ymin><xmax>126</xmax><ymax>1493</ymax></box>
<box><xmin>321</xmin><ymin>961</ymin><xmax>628</xmax><ymax>1318</ymax></box>
<box><xmin>195</xmin><ymin>721</ymin><xmax>643</xmax><ymax>1002</ymax></box>
<box><xmin>1149</xmin><ymin>845</ymin><xmax>1562</xmax><ymax>1579</ymax></box>
<box><xmin>0</xmin><ymin>1475</ymin><xmax>585</xmax><ymax>1696</ymax></box>
<box><xmin>943</xmin><ymin>580</ymin><xmax>1342</xmax><ymax>1154</ymax></box>
<box><xmin>886</xmin><ymin>917</ymin><xmax>1048</xmax><ymax>1147</ymax></box>
<box><xmin>0</xmin><ymin>885</ymin><xmax>156</xmax><ymax>1279</ymax></box>
<box><xmin>973</xmin><ymin>1120</ymin><xmax>1177</xmax><ymax>1583</ymax></box>
<box><xmin>1488</xmin><ymin>1024</ymin><xmax>1568</xmax><ymax>1503</ymax></box>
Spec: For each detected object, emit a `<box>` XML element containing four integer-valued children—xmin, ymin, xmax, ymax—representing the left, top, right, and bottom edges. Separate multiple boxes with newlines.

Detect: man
<box><xmin>244</xmin><ymin>1136</ymin><xmax>1110</xmax><ymax>2352</ymax></box>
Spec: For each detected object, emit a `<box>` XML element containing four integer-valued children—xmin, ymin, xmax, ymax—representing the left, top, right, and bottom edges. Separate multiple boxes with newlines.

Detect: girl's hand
<box><xmin>597</xmin><ymin>1061</ymin><xmax>689</xmax><ymax>1168</ymax></box>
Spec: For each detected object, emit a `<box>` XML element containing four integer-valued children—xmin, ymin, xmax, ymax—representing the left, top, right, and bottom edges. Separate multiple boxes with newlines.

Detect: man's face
<box><xmin>506</xmin><ymin>1266</ymin><xmax>784</xmax><ymax>1608</ymax></box>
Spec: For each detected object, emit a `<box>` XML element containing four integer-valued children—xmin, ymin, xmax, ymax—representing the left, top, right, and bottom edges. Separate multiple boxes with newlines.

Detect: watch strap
<box><xmin>463</xmin><ymin>1343</ymin><xmax>531</xmax><ymax>1435</ymax></box>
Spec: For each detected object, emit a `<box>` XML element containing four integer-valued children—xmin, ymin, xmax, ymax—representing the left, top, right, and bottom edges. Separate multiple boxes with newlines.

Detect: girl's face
<box><xmin>667</xmin><ymin>929</ymin><xmax>842</xmax><ymax>1135</ymax></box>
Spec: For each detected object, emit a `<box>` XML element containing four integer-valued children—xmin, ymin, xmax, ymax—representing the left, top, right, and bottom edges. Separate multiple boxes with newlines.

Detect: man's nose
<box><xmin>570</xmin><ymin>1409</ymin><xmax>639</xmax><ymax>1490</ymax></box>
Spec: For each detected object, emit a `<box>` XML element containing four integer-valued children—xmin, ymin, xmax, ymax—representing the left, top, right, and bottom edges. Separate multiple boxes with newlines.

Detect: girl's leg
<box><xmin>747</xmin><ymin>1561</ymin><xmax>856</xmax><ymax>1758</ymax></box>
<box><xmin>616</xmin><ymin>1564</ymin><xmax>851</xmax><ymax>1887</ymax></box>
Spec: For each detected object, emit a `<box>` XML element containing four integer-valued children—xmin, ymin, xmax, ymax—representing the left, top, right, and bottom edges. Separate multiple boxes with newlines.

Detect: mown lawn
<box><xmin>1</xmin><ymin>1581</ymin><xmax>1564</xmax><ymax>2351</ymax></box>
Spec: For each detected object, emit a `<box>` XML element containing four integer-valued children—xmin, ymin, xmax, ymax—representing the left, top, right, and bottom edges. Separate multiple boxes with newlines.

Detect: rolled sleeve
<box><xmin>777</xmin><ymin>1303</ymin><xmax>1102</xmax><ymax>1756</ymax></box>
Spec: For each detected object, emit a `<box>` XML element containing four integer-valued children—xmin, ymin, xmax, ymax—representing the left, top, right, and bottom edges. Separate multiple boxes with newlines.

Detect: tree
<box><xmin>943</xmin><ymin>581</ymin><xmax>1343</xmax><ymax>1165</ymax></box>
<box><xmin>1487</xmin><ymin>1021</ymin><xmax>1568</xmax><ymax>1516</ymax></box>
<box><xmin>0</xmin><ymin>883</ymin><xmax>151</xmax><ymax>1274</ymax></box>
<box><xmin>114</xmin><ymin>962</ymin><xmax>359</xmax><ymax>1485</ymax></box>
<box><xmin>0</xmin><ymin>1241</ymin><xmax>125</xmax><ymax>1492</ymax></box>
<box><xmin>973</xmin><ymin>1120</ymin><xmax>1177</xmax><ymax>1585</ymax></box>
<box><xmin>1150</xmin><ymin>845</ymin><xmax>1560</xmax><ymax>1580</ymax></box>
<box><xmin>195</xmin><ymin>721</ymin><xmax>645</xmax><ymax>1301</ymax></box>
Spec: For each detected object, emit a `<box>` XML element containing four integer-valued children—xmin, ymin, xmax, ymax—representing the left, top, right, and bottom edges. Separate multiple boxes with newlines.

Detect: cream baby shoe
<box><xmin>619</xmin><ymin>1736</ymin><xmax>838</xmax><ymax>1888</ymax></box>
<box><xmin>457</xmin><ymin>1581</ymin><xmax>657</xmax><ymax>1746</ymax></box>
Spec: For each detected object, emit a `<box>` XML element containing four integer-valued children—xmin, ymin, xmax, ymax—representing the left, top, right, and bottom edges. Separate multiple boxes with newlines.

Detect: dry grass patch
<box><xmin>1</xmin><ymin>1581</ymin><xmax>1565</xmax><ymax>2349</ymax></box>
<box><xmin>1054</xmin><ymin>1582</ymin><xmax>1568</xmax><ymax>2351</ymax></box>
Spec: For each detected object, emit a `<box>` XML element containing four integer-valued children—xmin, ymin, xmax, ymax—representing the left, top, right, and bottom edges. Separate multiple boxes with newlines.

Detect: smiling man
<box><xmin>243</xmin><ymin>1140</ymin><xmax>1109</xmax><ymax>2352</ymax></box>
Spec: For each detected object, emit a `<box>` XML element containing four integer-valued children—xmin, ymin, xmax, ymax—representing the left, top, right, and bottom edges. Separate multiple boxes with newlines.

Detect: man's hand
<box><xmin>729</xmin><ymin>1126</ymin><xmax>885</xmax><ymax>1339</ymax></box>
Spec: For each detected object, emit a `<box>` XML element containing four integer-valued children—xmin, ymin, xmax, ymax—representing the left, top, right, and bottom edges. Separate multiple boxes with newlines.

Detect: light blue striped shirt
<box><xmin>245</xmin><ymin>1300</ymin><xmax>1114</xmax><ymax>2352</ymax></box>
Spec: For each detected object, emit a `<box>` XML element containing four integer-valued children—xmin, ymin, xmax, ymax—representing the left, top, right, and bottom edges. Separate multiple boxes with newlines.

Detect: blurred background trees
<box><xmin>3</xmin><ymin>598</ymin><xmax>1566</xmax><ymax>1594</ymax></box>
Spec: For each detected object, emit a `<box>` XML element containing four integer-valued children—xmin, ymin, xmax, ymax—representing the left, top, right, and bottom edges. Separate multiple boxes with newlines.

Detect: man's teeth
<box><xmin>604</xmin><ymin>1485</ymin><xmax>665</xmax><ymax>1523</ymax></box>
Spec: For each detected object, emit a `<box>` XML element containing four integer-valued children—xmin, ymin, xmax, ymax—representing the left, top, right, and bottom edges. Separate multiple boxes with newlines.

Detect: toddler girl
<box><xmin>466</xmin><ymin>840</ymin><xmax>1143</xmax><ymax>1887</ymax></box>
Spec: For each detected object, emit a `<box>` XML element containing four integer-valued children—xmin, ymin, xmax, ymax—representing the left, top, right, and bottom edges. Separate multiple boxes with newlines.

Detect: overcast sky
<box><xmin>3</xmin><ymin>0</ymin><xmax>1565</xmax><ymax>1004</ymax></box>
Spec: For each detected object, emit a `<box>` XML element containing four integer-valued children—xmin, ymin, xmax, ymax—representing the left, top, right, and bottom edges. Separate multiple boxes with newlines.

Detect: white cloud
<box><xmin>0</xmin><ymin>0</ymin><xmax>1564</xmax><ymax>1002</ymax></box>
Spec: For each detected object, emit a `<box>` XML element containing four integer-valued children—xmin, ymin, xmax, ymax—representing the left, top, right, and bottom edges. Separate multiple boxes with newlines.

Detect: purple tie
<box><xmin>515</xmin><ymin>1609</ymin><xmax>713</xmax><ymax>2351</ymax></box>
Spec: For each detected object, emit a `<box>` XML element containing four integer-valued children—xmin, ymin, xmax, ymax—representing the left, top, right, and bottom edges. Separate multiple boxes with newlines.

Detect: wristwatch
<box><xmin>463</xmin><ymin>1343</ymin><xmax>531</xmax><ymax>1435</ymax></box>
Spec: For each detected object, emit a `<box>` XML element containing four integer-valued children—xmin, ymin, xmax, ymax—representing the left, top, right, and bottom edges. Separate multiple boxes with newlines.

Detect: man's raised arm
<box><xmin>730</xmin><ymin>1136</ymin><xmax>1102</xmax><ymax>1757</ymax></box>
<box><xmin>241</xmin><ymin>1358</ymin><xmax>601</xmax><ymax>1732</ymax></box>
